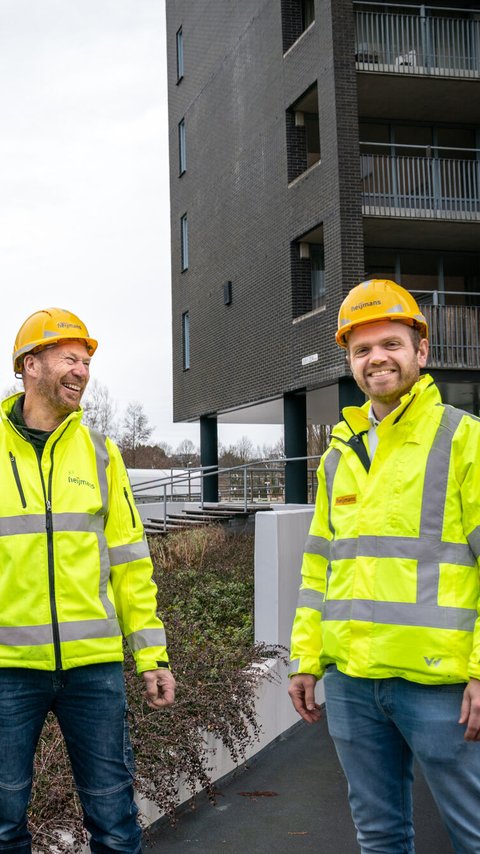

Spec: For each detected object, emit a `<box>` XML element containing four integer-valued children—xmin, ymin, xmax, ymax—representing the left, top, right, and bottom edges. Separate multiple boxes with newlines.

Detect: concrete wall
<box><xmin>130</xmin><ymin>505</ymin><xmax>323</xmax><ymax>829</ymax></box>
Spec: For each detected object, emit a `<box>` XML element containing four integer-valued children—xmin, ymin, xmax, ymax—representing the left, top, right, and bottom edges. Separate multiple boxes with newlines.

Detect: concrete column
<box><xmin>284</xmin><ymin>390</ymin><xmax>308</xmax><ymax>504</ymax></box>
<box><xmin>338</xmin><ymin>376</ymin><xmax>365</xmax><ymax>416</ymax></box>
<box><xmin>200</xmin><ymin>414</ymin><xmax>218</xmax><ymax>503</ymax></box>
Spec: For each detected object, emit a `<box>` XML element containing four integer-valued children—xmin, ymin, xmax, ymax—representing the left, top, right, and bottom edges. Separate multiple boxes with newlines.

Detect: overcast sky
<box><xmin>0</xmin><ymin>0</ymin><xmax>282</xmax><ymax>452</ymax></box>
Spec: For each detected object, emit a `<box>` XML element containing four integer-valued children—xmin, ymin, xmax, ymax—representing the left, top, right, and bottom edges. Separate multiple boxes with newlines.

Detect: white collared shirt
<box><xmin>367</xmin><ymin>404</ymin><xmax>380</xmax><ymax>459</ymax></box>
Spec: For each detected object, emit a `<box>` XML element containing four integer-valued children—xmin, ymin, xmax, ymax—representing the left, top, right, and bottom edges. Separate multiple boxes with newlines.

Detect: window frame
<box><xmin>178</xmin><ymin>117</ymin><xmax>186</xmax><ymax>175</ymax></box>
<box><xmin>182</xmin><ymin>310</ymin><xmax>190</xmax><ymax>370</ymax></box>
<box><xmin>176</xmin><ymin>27</ymin><xmax>184</xmax><ymax>82</ymax></box>
<box><xmin>180</xmin><ymin>213</ymin><xmax>189</xmax><ymax>271</ymax></box>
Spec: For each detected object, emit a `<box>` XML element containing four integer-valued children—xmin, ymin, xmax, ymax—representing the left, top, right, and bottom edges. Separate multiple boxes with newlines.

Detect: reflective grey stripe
<box><xmin>324</xmin><ymin>449</ymin><xmax>341</xmax><ymax>534</ymax></box>
<box><xmin>0</xmin><ymin>624</ymin><xmax>53</xmax><ymax>646</ymax></box>
<box><xmin>288</xmin><ymin>658</ymin><xmax>300</xmax><ymax>675</ymax></box>
<box><xmin>59</xmin><ymin>618</ymin><xmax>121</xmax><ymax>642</ymax></box>
<box><xmin>331</xmin><ymin>536</ymin><xmax>474</xmax><ymax>566</ymax></box>
<box><xmin>0</xmin><ymin>516</ymin><xmax>46</xmax><ymax>536</ymax></box>
<box><xmin>53</xmin><ymin>513</ymin><xmax>105</xmax><ymax>533</ymax></box>
<box><xmin>304</xmin><ymin>534</ymin><xmax>330</xmax><ymax>559</ymax></box>
<box><xmin>88</xmin><ymin>428</ymin><xmax>110</xmax><ymax>515</ymax></box>
<box><xmin>109</xmin><ymin>540</ymin><xmax>150</xmax><ymax>567</ymax></box>
<box><xmin>417</xmin><ymin>406</ymin><xmax>465</xmax><ymax>603</ymax></box>
<box><xmin>297</xmin><ymin>588</ymin><xmax>324</xmax><ymax>612</ymax></box>
<box><xmin>97</xmin><ymin>532</ymin><xmax>116</xmax><ymax>619</ymax></box>
<box><xmin>467</xmin><ymin>526</ymin><xmax>480</xmax><ymax>559</ymax></box>
<box><xmin>0</xmin><ymin>513</ymin><xmax>105</xmax><ymax>536</ymax></box>
<box><xmin>0</xmin><ymin>619</ymin><xmax>122</xmax><ymax>647</ymax></box>
<box><xmin>126</xmin><ymin>628</ymin><xmax>167</xmax><ymax>652</ymax></box>
<box><xmin>323</xmin><ymin>599</ymin><xmax>477</xmax><ymax>632</ymax></box>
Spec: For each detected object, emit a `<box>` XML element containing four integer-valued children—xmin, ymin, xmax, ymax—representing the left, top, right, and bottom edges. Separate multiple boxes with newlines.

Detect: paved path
<box><xmin>146</xmin><ymin>716</ymin><xmax>453</xmax><ymax>853</ymax></box>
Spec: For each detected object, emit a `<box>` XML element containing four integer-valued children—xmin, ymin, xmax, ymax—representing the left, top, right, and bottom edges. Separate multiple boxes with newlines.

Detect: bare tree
<box><xmin>120</xmin><ymin>402</ymin><xmax>154</xmax><ymax>467</ymax></box>
<box><xmin>2</xmin><ymin>381</ymin><xmax>23</xmax><ymax>398</ymax></box>
<box><xmin>307</xmin><ymin>424</ymin><xmax>331</xmax><ymax>459</ymax></box>
<box><xmin>171</xmin><ymin>438</ymin><xmax>200</xmax><ymax>467</ymax></box>
<box><xmin>82</xmin><ymin>380</ymin><xmax>118</xmax><ymax>437</ymax></box>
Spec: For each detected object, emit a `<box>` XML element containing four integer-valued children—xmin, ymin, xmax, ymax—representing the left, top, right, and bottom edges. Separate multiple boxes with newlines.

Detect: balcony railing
<box><xmin>354</xmin><ymin>3</ymin><xmax>480</xmax><ymax>77</ymax></box>
<box><xmin>416</xmin><ymin>299</ymin><xmax>480</xmax><ymax>368</ymax></box>
<box><xmin>361</xmin><ymin>143</ymin><xmax>480</xmax><ymax>219</ymax></box>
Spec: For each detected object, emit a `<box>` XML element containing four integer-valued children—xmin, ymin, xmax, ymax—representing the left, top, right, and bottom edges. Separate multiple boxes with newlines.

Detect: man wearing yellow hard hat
<box><xmin>288</xmin><ymin>280</ymin><xmax>480</xmax><ymax>852</ymax></box>
<box><xmin>0</xmin><ymin>308</ymin><xmax>175</xmax><ymax>853</ymax></box>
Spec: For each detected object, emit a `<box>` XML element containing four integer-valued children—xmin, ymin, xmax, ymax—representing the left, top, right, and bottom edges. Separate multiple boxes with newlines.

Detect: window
<box><xmin>180</xmin><ymin>213</ymin><xmax>188</xmax><ymax>271</ymax></box>
<box><xmin>291</xmin><ymin>225</ymin><xmax>324</xmax><ymax>318</ymax></box>
<box><xmin>364</xmin><ymin>248</ymin><xmax>480</xmax><ymax>307</ymax></box>
<box><xmin>286</xmin><ymin>84</ymin><xmax>320</xmax><ymax>183</ymax></box>
<box><xmin>281</xmin><ymin>0</ymin><xmax>315</xmax><ymax>53</ymax></box>
<box><xmin>302</xmin><ymin>0</ymin><xmax>315</xmax><ymax>30</ymax></box>
<box><xmin>178</xmin><ymin>118</ymin><xmax>186</xmax><ymax>175</ymax></box>
<box><xmin>311</xmin><ymin>246</ymin><xmax>325</xmax><ymax>310</ymax></box>
<box><xmin>182</xmin><ymin>311</ymin><xmax>190</xmax><ymax>370</ymax></box>
<box><xmin>176</xmin><ymin>27</ymin><xmax>184</xmax><ymax>81</ymax></box>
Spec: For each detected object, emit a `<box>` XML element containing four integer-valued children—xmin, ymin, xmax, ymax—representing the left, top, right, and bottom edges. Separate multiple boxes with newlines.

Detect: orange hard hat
<box><xmin>13</xmin><ymin>308</ymin><xmax>98</xmax><ymax>373</ymax></box>
<box><xmin>336</xmin><ymin>279</ymin><xmax>428</xmax><ymax>348</ymax></box>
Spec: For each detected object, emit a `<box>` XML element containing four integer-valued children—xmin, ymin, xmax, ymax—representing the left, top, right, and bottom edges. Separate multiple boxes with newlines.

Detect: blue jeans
<box><xmin>0</xmin><ymin>663</ymin><xmax>142</xmax><ymax>853</ymax></box>
<box><xmin>323</xmin><ymin>666</ymin><xmax>480</xmax><ymax>854</ymax></box>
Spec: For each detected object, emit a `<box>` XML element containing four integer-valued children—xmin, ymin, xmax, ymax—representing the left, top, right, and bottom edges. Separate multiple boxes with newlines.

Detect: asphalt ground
<box><xmin>145</xmin><ymin>714</ymin><xmax>453</xmax><ymax>854</ymax></box>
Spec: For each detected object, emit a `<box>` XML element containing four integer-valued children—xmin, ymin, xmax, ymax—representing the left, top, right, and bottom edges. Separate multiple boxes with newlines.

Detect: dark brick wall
<box><xmin>166</xmin><ymin>0</ymin><xmax>366</xmax><ymax>423</ymax></box>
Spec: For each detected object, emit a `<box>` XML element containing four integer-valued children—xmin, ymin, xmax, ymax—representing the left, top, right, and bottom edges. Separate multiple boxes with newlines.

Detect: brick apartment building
<box><xmin>166</xmin><ymin>0</ymin><xmax>480</xmax><ymax>501</ymax></box>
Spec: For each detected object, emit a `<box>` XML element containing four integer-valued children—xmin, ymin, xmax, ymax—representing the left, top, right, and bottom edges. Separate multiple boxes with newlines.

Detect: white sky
<box><xmin>0</xmin><ymin>0</ymin><xmax>282</xmax><ymax>452</ymax></box>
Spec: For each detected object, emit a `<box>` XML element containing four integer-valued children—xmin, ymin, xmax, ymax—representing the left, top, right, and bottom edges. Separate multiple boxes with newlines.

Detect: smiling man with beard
<box><xmin>288</xmin><ymin>280</ymin><xmax>480</xmax><ymax>853</ymax></box>
<box><xmin>0</xmin><ymin>308</ymin><xmax>175</xmax><ymax>854</ymax></box>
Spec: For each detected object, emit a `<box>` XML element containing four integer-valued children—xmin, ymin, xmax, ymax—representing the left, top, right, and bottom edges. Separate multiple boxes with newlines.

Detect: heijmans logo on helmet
<box><xmin>57</xmin><ymin>322</ymin><xmax>82</xmax><ymax>330</ymax></box>
<box><xmin>350</xmin><ymin>300</ymin><xmax>382</xmax><ymax>312</ymax></box>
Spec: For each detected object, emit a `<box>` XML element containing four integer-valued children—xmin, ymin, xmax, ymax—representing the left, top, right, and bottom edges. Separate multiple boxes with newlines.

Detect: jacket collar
<box><xmin>338</xmin><ymin>373</ymin><xmax>441</xmax><ymax>439</ymax></box>
<box><xmin>1</xmin><ymin>392</ymin><xmax>84</xmax><ymax>439</ymax></box>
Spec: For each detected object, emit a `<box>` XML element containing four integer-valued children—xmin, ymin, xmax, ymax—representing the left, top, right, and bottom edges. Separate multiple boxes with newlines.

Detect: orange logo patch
<box><xmin>335</xmin><ymin>494</ymin><xmax>357</xmax><ymax>506</ymax></box>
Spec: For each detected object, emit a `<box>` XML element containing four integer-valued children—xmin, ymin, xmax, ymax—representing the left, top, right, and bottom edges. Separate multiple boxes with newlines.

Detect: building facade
<box><xmin>166</xmin><ymin>0</ymin><xmax>480</xmax><ymax>501</ymax></box>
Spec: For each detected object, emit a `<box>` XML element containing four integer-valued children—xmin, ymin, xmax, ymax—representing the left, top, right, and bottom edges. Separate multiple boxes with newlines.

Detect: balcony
<box><xmin>412</xmin><ymin>292</ymin><xmax>480</xmax><ymax>369</ymax></box>
<box><xmin>355</xmin><ymin>3</ymin><xmax>480</xmax><ymax>78</ymax></box>
<box><xmin>361</xmin><ymin>143</ymin><xmax>480</xmax><ymax>221</ymax></box>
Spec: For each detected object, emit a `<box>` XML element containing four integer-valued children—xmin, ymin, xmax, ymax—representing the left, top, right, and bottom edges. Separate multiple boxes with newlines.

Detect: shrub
<box><xmin>27</xmin><ymin>526</ymin><xmax>283</xmax><ymax>852</ymax></box>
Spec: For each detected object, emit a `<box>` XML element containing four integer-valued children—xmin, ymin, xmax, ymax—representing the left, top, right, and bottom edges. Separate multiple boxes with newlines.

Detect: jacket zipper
<box><xmin>123</xmin><ymin>487</ymin><xmax>136</xmax><ymax>528</ymax></box>
<box><xmin>40</xmin><ymin>427</ymin><xmax>70</xmax><ymax>671</ymax></box>
<box><xmin>9</xmin><ymin>452</ymin><xmax>27</xmax><ymax>508</ymax></box>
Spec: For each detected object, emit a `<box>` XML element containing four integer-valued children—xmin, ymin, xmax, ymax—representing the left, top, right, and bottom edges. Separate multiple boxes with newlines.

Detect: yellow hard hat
<box><xmin>336</xmin><ymin>279</ymin><xmax>428</xmax><ymax>348</ymax></box>
<box><xmin>13</xmin><ymin>308</ymin><xmax>98</xmax><ymax>372</ymax></box>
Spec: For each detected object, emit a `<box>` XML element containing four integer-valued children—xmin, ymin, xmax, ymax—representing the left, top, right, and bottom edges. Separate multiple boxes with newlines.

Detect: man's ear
<box><xmin>22</xmin><ymin>353</ymin><xmax>39</xmax><ymax>379</ymax></box>
<box><xmin>417</xmin><ymin>338</ymin><xmax>429</xmax><ymax>368</ymax></box>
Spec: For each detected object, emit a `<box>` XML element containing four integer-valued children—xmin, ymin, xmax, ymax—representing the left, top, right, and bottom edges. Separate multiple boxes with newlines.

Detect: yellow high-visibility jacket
<box><xmin>290</xmin><ymin>374</ymin><xmax>480</xmax><ymax>685</ymax></box>
<box><xmin>0</xmin><ymin>393</ymin><xmax>168</xmax><ymax>674</ymax></box>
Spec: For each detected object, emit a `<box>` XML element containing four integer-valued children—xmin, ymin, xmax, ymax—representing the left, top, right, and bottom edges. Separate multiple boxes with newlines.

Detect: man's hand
<box><xmin>288</xmin><ymin>673</ymin><xmax>322</xmax><ymax>724</ymax></box>
<box><xmin>459</xmin><ymin>678</ymin><xmax>480</xmax><ymax>740</ymax></box>
<box><xmin>142</xmin><ymin>669</ymin><xmax>176</xmax><ymax>710</ymax></box>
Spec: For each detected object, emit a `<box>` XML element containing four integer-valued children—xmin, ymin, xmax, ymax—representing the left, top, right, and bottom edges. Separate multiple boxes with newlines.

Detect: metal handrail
<box><xmin>361</xmin><ymin>153</ymin><xmax>480</xmax><ymax>219</ymax></box>
<box><xmin>360</xmin><ymin>141</ymin><xmax>480</xmax><ymax>155</ymax></box>
<box><xmin>353</xmin><ymin>3</ymin><xmax>480</xmax><ymax>12</ymax></box>
<box><xmin>133</xmin><ymin>455</ymin><xmax>322</xmax><ymax>531</ymax></box>
<box><xmin>354</xmin><ymin>4</ymin><xmax>480</xmax><ymax>77</ymax></box>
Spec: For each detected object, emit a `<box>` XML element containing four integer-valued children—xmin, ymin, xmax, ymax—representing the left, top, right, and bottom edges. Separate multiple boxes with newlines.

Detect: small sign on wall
<box><xmin>302</xmin><ymin>353</ymin><xmax>319</xmax><ymax>366</ymax></box>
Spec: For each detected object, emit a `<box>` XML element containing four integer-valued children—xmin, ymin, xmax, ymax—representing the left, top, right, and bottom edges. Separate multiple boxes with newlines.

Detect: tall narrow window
<box><xmin>180</xmin><ymin>213</ymin><xmax>189</xmax><ymax>271</ymax></box>
<box><xmin>178</xmin><ymin>118</ymin><xmax>186</xmax><ymax>175</ymax></box>
<box><xmin>176</xmin><ymin>27</ymin><xmax>184</xmax><ymax>81</ymax></box>
<box><xmin>182</xmin><ymin>311</ymin><xmax>190</xmax><ymax>370</ymax></box>
<box><xmin>310</xmin><ymin>246</ymin><xmax>325</xmax><ymax>309</ymax></box>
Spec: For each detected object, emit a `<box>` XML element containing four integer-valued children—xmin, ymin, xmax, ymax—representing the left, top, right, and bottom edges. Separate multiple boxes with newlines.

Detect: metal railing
<box><xmin>354</xmin><ymin>3</ymin><xmax>480</xmax><ymax>77</ymax></box>
<box><xmin>409</xmin><ymin>292</ymin><xmax>480</xmax><ymax>368</ymax></box>
<box><xmin>360</xmin><ymin>145</ymin><xmax>480</xmax><ymax>219</ymax></box>
<box><xmin>132</xmin><ymin>456</ymin><xmax>322</xmax><ymax>528</ymax></box>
